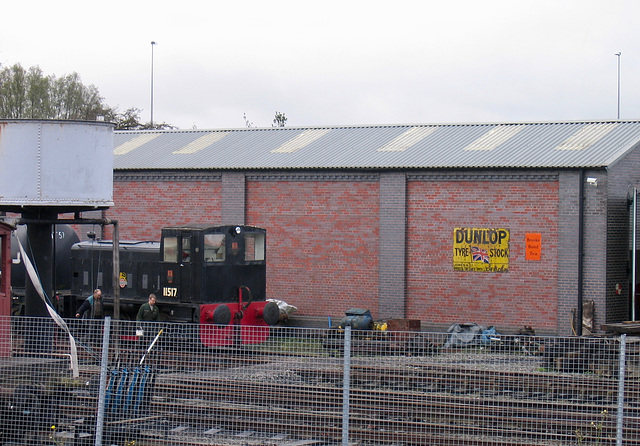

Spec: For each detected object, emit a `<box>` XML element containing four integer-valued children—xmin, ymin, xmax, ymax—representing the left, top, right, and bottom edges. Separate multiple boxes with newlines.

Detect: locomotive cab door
<box><xmin>160</xmin><ymin>230</ymin><xmax>196</xmax><ymax>303</ymax></box>
<box><xmin>179</xmin><ymin>233</ymin><xmax>193</xmax><ymax>301</ymax></box>
<box><xmin>160</xmin><ymin>233</ymin><xmax>181</xmax><ymax>302</ymax></box>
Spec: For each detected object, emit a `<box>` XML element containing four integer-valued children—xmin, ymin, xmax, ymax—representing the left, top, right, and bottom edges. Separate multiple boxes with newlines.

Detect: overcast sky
<box><xmin>2</xmin><ymin>1</ymin><xmax>638</xmax><ymax>130</ymax></box>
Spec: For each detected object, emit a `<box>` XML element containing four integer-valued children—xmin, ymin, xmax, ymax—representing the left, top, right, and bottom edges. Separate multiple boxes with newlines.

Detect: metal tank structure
<box><xmin>0</xmin><ymin>120</ymin><xmax>114</xmax><ymax>210</ymax></box>
<box><xmin>0</xmin><ymin>120</ymin><xmax>114</xmax><ymax>350</ymax></box>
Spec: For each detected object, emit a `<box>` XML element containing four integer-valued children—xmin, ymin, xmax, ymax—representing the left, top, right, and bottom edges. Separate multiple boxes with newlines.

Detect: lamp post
<box><xmin>616</xmin><ymin>52</ymin><xmax>621</xmax><ymax>120</ymax></box>
<box><xmin>151</xmin><ymin>41</ymin><xmax>157</xmax><ymax>127</ymax></box>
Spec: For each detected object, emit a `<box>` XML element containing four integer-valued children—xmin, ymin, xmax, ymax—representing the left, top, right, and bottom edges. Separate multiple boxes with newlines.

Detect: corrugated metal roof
<box><xmin>113</xmin><ymin>120</ymin><xmax>640</xmax><ymax>171</ymax></box>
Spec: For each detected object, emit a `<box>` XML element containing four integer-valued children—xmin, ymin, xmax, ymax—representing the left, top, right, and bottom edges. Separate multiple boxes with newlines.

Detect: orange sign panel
<box><xmin>525</xmin><ymin>233</ymin><xmax>541</xmax><ymax>260</ymax></box>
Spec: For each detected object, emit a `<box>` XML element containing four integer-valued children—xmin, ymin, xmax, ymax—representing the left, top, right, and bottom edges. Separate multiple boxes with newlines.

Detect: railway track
<box><xmin>47</xmin><ymin>354</ymin><xmax>640</xmax><ymax>446</ymax></box>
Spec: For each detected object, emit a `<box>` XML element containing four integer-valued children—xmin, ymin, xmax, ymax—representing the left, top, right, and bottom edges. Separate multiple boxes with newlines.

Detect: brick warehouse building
<box><xmin>104</xmin><ymin>120</ymin><xmax>640</xmax><ymax>335</ymax></box>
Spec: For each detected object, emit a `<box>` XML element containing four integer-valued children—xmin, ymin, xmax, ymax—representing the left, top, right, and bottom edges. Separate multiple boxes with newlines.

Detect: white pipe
<box><xmin>16</xmin><ymin>236</ymin><xmax>79</xmax><ymax>378</ymax></box>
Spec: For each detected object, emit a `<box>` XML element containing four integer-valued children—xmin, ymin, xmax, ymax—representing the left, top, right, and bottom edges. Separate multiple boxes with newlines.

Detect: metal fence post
<box><xmin>95</xmin><ymin>316</ymin><xmax>111</xmax><ymax>446</ymax></box>
<box><xmin>342</xmin><ymin>325</ymin><xmax>352</xmax><ymax>446</ymax></box>
<box><xmin>616</xmin><ymin>333</ymin><xmax>626</xmax><ymax>446</ymax></box>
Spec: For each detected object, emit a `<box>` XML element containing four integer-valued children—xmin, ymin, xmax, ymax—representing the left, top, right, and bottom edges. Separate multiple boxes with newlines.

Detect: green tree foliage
<box><xmin>0</xmin><ymin>63</ymin><xmax>174</xmax><ymax>130</ymax></box>
<box><xmin>0</xmin><ymin>64</ymin><xmax>115</xmax><ymax>121</ymax></box>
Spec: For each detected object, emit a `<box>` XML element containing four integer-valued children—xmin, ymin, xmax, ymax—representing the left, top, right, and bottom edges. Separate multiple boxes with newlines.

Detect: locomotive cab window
<box><xmin>245</xmin><ymin>232</ymin><xmax>265</xmax><ymax>261</ymax></box>
<box><xmin>163</xmin><ymin>236</ymin><xmax>178</xmax><ymax>262</ymax></box>
<box><xmin>204</xmin><ymin>234</ymin><xmax>225</xmax><ymax>262</ymax></box>
<box><xmin>182</xmin><ymin>236</ymin><xmax>191</xmax><ymax>263</ymax></box>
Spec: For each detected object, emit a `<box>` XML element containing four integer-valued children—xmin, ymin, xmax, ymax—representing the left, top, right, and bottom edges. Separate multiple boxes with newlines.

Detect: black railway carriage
<box><xmin>70</xmin><ymin>239</ymin><xmax>160</xmax><ymax>318</ymax></box>
<box><xmin>69</xmin><ymin>225</ymin><xmax>279</xmax><ymax>346</ymax></box>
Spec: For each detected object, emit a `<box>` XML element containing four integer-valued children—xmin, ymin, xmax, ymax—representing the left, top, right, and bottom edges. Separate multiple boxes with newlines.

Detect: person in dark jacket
<box><xmin>136</xmin><ymin>294</ymin><xmax>159</xmax><ymax>322</ymax></box>
<box><xmin>75</xmin><ymin>289</ymin><xmax>104</xmax><ymax>319</ymax></box>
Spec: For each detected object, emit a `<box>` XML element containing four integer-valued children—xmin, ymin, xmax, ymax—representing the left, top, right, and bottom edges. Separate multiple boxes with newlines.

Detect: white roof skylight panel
<box><xmin>376</xmin><ymin>126</ymin><xmax>439</xmax><ymax>152</ymax></box>
<box><xmin>405</xmin><ymin>125</ymin><xmax>486</xmax><ymax>165</ymax></box>
<box><xmin>555</xmin><ymin>122</ymin><xmax>618</xmax><ymax>151</ymax></box>
<box><xmin>113</xmin><ymin>133</ymin><xmax>160</xmax><ymax>155</ymax></box>
<box><xmin>270</xmin><ymin>128</ymin><xmax>331</xmax><ymax>153</ymax></box>
<box><xmin>463</xmin><ymin>125</ymin><xmax>526</xmax><ymax>151</ymax></box>
<box><xmin>172</xmin><ymin>132</ymin><xmax>229</xmax><ymax>154</ymax></box>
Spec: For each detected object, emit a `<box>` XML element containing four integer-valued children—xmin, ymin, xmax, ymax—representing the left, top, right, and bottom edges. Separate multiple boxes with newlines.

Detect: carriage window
<box><xmin>182</xmin><ymin>237</ymin><xmax>191</xmax><ymax>263</ymax></box>
<box><xmin>245</xmin><ymin>233</ymin><xmax>265</xmax><ymax>261</ymax></box>
<box><xmin>163</xmin><ymin>236</ymin><xmax>178</xmax><ymax>262</ymax></box>
<box><xmin>204</xmin><ymin>234</ymin><xmax>225</xmax><ymax>262</ymax></box>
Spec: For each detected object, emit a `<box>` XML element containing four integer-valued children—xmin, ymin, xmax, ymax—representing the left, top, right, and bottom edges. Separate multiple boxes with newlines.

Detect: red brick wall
<box><xmin>108</xmin><ymin>181</ymin><xmax>222</xmax><ymax>240</ymax></box>
<box><xmin>407</xmin><ymin>180</ymin><xmax>559</xmax><ymax>331</ymax></box>
<box><xmin>246</xmin><ymin>180</ymin><xmax>380</xmax><ymax>318</ymax></box>
<box><xmin>105</xmin><ymin>176</ymin><xmax>560</xmax><ymax>331</ymax></box>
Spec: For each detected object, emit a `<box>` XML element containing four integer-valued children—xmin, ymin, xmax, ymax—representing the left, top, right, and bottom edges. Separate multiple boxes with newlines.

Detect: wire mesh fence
<box><xmin>0</xmin><ymin>316</ymin><xmax>639</xmax><ymax>445</ymax></box>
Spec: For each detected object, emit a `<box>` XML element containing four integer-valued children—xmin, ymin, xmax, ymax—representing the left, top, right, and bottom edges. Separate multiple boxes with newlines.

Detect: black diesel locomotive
<box><xmin>16</xmin><ymin>224</ymin><xmax>280</xmax><ymax>346</ymax></box>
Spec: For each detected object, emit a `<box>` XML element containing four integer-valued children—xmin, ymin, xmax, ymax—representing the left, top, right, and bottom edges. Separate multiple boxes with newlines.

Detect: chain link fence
<box><xmin>0</xmin><ymin>316</ymin><xmax>638</xmax><ymax>445</ymax></box>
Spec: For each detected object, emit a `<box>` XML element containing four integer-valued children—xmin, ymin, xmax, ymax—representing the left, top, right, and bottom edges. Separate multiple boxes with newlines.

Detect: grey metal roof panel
<box><xmin>113</xmin><ymin>121</ymin><xmax>640</xmax><ymax>171</ymax></box>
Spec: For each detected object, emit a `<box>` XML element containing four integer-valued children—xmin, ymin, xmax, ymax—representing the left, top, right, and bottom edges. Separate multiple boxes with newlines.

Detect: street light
<box><xmin>151</xmin><ymin>41</ymin><xmax>157</xmax><ymax>127</ymax></box>
<box><xmin>616</xmin><ymin>52</ymin><xmax>621</xmax><ymax>120</ymax></box>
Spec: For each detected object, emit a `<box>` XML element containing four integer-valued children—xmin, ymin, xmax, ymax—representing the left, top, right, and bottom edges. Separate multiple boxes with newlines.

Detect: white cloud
<box><xmin>1</xmin><ymin>0</ymin><xmax>638</xmax><ymax>129</ymax></box>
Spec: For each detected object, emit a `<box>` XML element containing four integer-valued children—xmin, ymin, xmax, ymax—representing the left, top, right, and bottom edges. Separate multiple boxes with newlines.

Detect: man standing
<box><xmin>137</xmin><ymin>294</ymin><xmax>159</xmax><ymax>322</ymax></box>
<box><xmin>75</xmin><ymin>289</ymin><xmax>104</xmax><ymax>319</ymax></box>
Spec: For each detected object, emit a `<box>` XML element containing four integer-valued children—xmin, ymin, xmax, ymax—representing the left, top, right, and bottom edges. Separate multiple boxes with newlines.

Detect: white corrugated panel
<box><xmin>114</xmin><ymin>133</ymin><xmax>160</xmax><ymax>155</ymax></box>
<box><xmin>172</xmin><ymin>132</ymin><xmax>229</xmax><ymax>154</ymax></box>
<box><xmin>270</xmin><ymin>129</ymin><xmax>331</xmax><ymax>153</ymax></box>
<box><xmin>555</xmin><ymin>122</ymin><xmax>619</xmax><ymax>151</ymax></box>
<box><xmin>376</xmin><ymin>126</ymin><xmax>439</xmax><ymax>152</ymax></box>
<box><xmin>463</xmin><ymin>125</ymin><xmax>525</xmax><ymax>151</ymax></box>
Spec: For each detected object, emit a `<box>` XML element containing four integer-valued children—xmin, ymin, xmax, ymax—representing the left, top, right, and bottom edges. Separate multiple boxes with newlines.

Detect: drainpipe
<box><xmin>577</xmin><ymin>170</ymin><xmax>585</xmax><ymax>336</ymax></box>
<box><xmin>632</xmin><ymin>187</ymin><xmax>637</xmax><ymax>321</ymax></box>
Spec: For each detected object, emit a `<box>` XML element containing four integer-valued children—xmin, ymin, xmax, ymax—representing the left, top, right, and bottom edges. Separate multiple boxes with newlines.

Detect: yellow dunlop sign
<box><xmin>453</xmin><ymin>228</ymin><xmax>510</xmax><ymax>272</ymax></box>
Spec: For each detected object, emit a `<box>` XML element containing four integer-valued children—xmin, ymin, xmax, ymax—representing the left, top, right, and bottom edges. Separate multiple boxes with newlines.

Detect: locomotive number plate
<box><xmin>163</xmin><ymin>287</ymin><xmax>178</xmax><ymax>297</ymax></box>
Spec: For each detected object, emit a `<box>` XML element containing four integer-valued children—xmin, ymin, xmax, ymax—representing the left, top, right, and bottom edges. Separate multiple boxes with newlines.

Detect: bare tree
<box><xmin>113</xmin><ymin>107</ymin><xmax>175</xmax><ymax>130</ymax></box>
<box><xmin>243</xmin><ymin>112</ymin><xmax>254</xmax><ymax>128</ymax></box>
<box><xmin>273</xmin><ymin>111</ymin><xmax>287</xmax><ymax>127</ymax></box>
